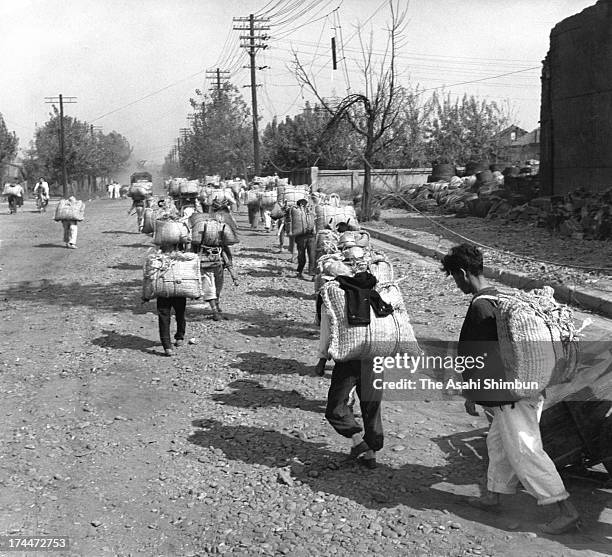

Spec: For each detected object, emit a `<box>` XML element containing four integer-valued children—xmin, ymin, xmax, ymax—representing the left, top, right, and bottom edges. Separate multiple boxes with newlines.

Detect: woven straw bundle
<box><xmin>207</xmin><ymin>188</ymin><xmax>236</xmax><ymax>206</ymax></box>
<box><xmin>178</xmin><ymin>180</ymin><xmax>200</xmax><ymax>195</ymax></box>
<box><xmin>142</xmin><ymin>251</ymin><xmax>202</xmax><ymax>299</ymax></box>
<box><xmin>289</xmin><ymin>206</ymin><xmax>315</xmax><ymax>236</ymax></box>
<box><xmin>153</xmin><ymin>219</ymin><xmax>189</xmax><ymax>245</ymax></box>
<box><xmin>315</xmin><ymin>204</ymin><xmax>357</xmax><ymax>231</ymax></box>
<box><xmin>315</xmin><ymin>229</ymin><xmax>339</xmax><ymax>255</ymax></box>
<box><xmin>54</xmin><ymin>198</ymin><xmax>85</xmax><ymax>221</ymax></box>
<box><xmin>2</xmin><ymin>184</ymin><xmax>20</xmax><ymax>196</ymax></box>
<box><xmin>476</xmin><ymin>286</ymin><xmax>581</xmax><ymax>397</ymax></box>
<box><xmin>321</xmin><ymin>281</ymin><xmax>420</xmax><ymax>361</ymax></box>
<box><xmin>246</xmin><ymin>190</ymin><xmax>260</xmax><ymax>206</ymax></box>
<box><xmin>142</xmin><ymin>208</ymin><xmax>156</xmax><ymax>234</ymax></box>
<box><xmin>260</xmin><ymin>189</ymin><xmax>277</xmax><ymax>209</ymax></box>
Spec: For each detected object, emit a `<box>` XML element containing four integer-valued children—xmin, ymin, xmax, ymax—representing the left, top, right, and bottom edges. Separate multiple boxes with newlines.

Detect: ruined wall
<box><xmin>540</xmin><ymin>0</ymin><xmax>612</xmax><ymax>195</ymax></box>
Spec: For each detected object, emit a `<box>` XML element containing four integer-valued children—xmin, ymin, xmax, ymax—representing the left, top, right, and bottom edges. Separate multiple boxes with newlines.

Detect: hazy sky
<box><xmin>0</xmin><ymin>0</ymin><xmax>596</xmax><ymax>164</ymax></box>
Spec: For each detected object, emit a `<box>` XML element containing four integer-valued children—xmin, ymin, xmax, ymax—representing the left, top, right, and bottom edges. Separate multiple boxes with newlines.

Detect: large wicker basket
<box><xmin>320</xmin><ymin>280</ymin><xmax>420</xmax><ymax>361</ymax></box>
<box><xmin>153</xmin><ymin>219</ymin><xmax>189</xmax><ymax>245</ymax></box>
<box><xmin>143</xmin><ymin>251</ymin><xmax>202</xmax><ymax>299</ymax></box>
<box><xmin>54</xmin><ymin>199</ymin><xmax>85</xmax><ymax>221</ymax></box>
<box><xmin>289</xmin><ymin>206</ymin><xmax>315</xmax><ymax>236</ymax></box>
<box><xmin>476</xmin><ymin>287</ymin><xmax>581</xmax><ymax>397</ymax></box>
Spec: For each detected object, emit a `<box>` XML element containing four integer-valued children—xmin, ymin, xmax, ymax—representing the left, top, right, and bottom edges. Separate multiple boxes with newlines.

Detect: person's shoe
<box><xmin>539</xmin><ymin>514</ymin><xmax>581</xmax><ymax>535</ymax></box>
<box><xmin>175</xmin><ymin>339</ymin><xmax>184</xmax><ymax>347</ymax></box>
<box><xmin>163</xmin><ymin>348</ymin><xmax>174</xmax><ymax>357</ymax></box>
<box><xmin>295</xmin><ymin>272</ymin><xmax>304</xmax><ymax>279</ymax></box>
<box><xmin>361</xmin><ymin>457</ymin><xmax>377</xmax><ymax>470</ymax></box>
<box><xmin>212</xmin><ymin>312</ymin><xmax>221</xmax><ymax>321</ymax></box>
<box><xmin>349</xmin><ymin>441</ymin><xmax>370</xmax><ymax>459</ymax></box>
<box><xmin>68</xmin><ymin>244</ymin><xmax>77</xmax><ymax>249</ymax></box>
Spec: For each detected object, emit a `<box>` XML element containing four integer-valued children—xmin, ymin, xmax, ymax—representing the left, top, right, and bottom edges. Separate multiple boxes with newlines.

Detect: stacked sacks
<box><xmin>129</xmin><ymin>181</ymin><xmax>152</xmax><ymax>200</ymax></box>
<box><xmin>259</xmin><ymin>189</ymin><xmax>277</xmax><ymax>211</ymax></box>
<box><xmin>143</xmin><ymin>250</ymin><xmax>202</xmax><ymax>300</ymax></box>
<box><xmin>206</xmin><ymin>186</ymin><xmax>236</xmax><ymax>207</ymax></box>
<box><xmin>168</xmin><ymin>178</ymin><xmax>187</xmax><ymax>197</ymax></box>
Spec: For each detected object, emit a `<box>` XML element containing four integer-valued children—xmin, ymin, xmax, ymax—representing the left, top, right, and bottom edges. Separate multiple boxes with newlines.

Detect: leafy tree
<box><xmin>25</xmin><ymin>107</ymin><xmax>131</xmax><ymax>191</ymax></box>
<box><xmin>261</xmin><ymin>102</ymin><xmax>358</xmax><ymax>173</ymax></box>
<box><xmin>175</xmin><ymin>83</ymin><xmax>253</xmax><ymax>179</ymax></box>
<box><xmin>0</xmin><ymin>113</ymin><xmax>19</xmax><ymax>176</ymax></box>
<box><xmin>425</xmin><ymin>92</ymin><xmax>509</xmax><ymax>165</ymax></box>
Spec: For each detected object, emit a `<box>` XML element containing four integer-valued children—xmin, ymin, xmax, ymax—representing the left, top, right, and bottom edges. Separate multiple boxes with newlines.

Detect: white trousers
<box><xmin>263</xmin><ymin>210</ymin><xmax>272</xmax><ymax>230</ymax></box>
<box><xmin>62</xmin><ymin>220</ymin><xmax>78</xmax><ymax>246</ymax></box>
<box><xmin>486</xmin><ymin>397</ymin><xmax>569</xmax><ymax>505</ymax></box>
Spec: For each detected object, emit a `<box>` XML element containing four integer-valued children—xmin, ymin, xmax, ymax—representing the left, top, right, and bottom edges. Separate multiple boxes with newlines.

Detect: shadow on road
<box><xmin>236</xmin><ymin>313</ymin><xmax>318</xmax><ymax>339</ymax></box>
<box><xmin>33</xmin><ymin>243</ymin><xmax>65</xmax><ymax>248</ymax></box>
<box><xmin>245</xmin><ymin>288</ymin><xmax>313</xmax><ymax>301</ymax></box>
<box><xmin>101</xmin><ymin>230</ymin><xmax>142</xmax><ymax>235</ymax></box>
<box><xmin>2</xmin><ymin>278</ymin><xmax>146</xmax><ymax>314</ymax></box>
<box><xmin>212</xmin><ymin>379</ymin><xmax>326</xmax><ymax>413</ymax></box>
<box><xmin>109</xmin><ymin>263</ymin><xmax>143</xmax><ymax>270</ymax></box>
<box><xmin>121</xmin><ymin>242</ymin><xmax>153</xmax><ymax>248</ymax></box>
<box><xmin>187</xmin><ymin>418</ymin><xmax>612</xmax><ymax>554</ymax></box>
<box><xmin>91</xmin><ymin>329</ymin><xmax>158</xmax><ymax>354</ymax></box>
<box><xmin>229</xmin><ymin>351</ymin><xmax>313</xmax><ymax>376</ymax></box>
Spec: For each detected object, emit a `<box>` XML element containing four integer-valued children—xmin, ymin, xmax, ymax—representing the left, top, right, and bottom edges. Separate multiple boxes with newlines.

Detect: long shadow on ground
<box><xmin>101</xmin><ymin>230</ymin><xmax>142</xmax><ymax>235</ymax></box>
<box><xmin>229</xmin><ymin>351</ymin><xmax>312</xmax><ymax>376</ymax></box>
<box><xmin>245</xmin><ymin>288</ymin><xmax>313</xmax><ymax>301</ymax></box>
<box><xmin>187</xmin><ymin>419</ymin><xmax>612</xmax><ymax>554</ymax></box>
<box><xmin>212</xmin><ymin>379</ymin><xmax>326</xmax><ymax>413</ymax></box>
<box><xmin>236</xmin><ymin>314</ymin><xmax>318</xmax><ymax>339</ymax></box>
<box><xmin>2</xmin><ymin>277</ymin><xmax>150</xmax><ymax>314</ymax></box>
<box><xmin>91</xmin><ymin>330</ymin><xmax>159</xmax><ymax>354</ymax></box>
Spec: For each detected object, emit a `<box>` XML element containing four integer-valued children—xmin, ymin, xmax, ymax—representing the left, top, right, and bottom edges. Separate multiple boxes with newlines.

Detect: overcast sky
<box><xmin>0</xmin><ymin>0</ymin><xmax>596</xmax><ymax>165</ymax></box>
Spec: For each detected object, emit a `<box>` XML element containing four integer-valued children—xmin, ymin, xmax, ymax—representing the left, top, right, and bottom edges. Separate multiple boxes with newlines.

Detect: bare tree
<box><xmin>294</xmin><ymin>0</ymin><xmax>409</xmax><ymax>220</ymax></box>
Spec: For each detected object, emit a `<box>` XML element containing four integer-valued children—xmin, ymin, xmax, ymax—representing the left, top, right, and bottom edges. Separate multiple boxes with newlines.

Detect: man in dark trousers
<box><xmin>293</xmin><ymin>198</ymin><xmax>316</xmax><ymax>279</ymax></box>
<box><xmin>441</xmin><ymin>243</ymin><xmax>580</xmax><ymax>535</ymax></box>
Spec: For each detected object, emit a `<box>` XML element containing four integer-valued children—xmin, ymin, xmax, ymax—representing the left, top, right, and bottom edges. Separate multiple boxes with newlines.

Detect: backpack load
<box><xmin>320</xmin><ymin>279</ymin><xmax>420</xmax><ymax>362</ymax></box>
<box><xmin>179</xmin><ymin>180</ymin><xmax>200</xmax><ymax>195</ymax></box>
<box><xmin>153</xmin><ymin>218</ymin><xmax>190</xmax><ymax>245</ymax></box>
<box><xmin>278</xmin><ymin>184</ymin><xmax>308</xmax><ymax>205</ymax></box>
<box><xmin>260</xmin><ymin>189</ymin><xmax>277</xmax><ymax>210</ymax></box>
<box><xmin>143</xmin><ymin>251</ymin><xmax>202</xmax><ymax>299</ymax></box>
<box><xmin>246</xmin><ymin>190</ymin><xmax>260</xmax><ymax>206</ymax></box>
<box><xmin>142</xmin><ymin>208</ymin><xmax>156</xmax><ymax>234</ymax></box>
<box><xmin>475</xmin><ymin>286</ymin><xmax>583</xmax><ymax>397</ymax></box>
<box><xmin>3</xmin><ymin>184</ymin><xmax>21</xmax><ymax>196</ymax></box>
<box><xmin>168</xmin><ymin>178</ymin><xmax>186</xmax><ymax>196</ymax></box>
<box><xmin>54</xmin><ymin>198</ymin><xmax>85</xmax><ymax>221</ymax></box>
<box><xmin>289</xmin><ymin>206</ymin><xmax>315</xmax><ymax>236</ymax></box>
<box><xmin>207</xmin><ymin>187</ymin><xmax>236</xmax><ymax>206</ymax></box>
<box><xmin>315</xmin><ymin>204</ymin><xmax>357</xmax><ymax>232</ymax></box>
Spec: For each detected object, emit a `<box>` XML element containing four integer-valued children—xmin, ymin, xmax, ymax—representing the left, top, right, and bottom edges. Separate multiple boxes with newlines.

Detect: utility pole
<box><xmin>234</xmin><ymin>14</ymin><xmax>269</xmax><ymax>176</ymax></box>
<box><xmin>205</xmin><ymin>68</ymin><xmax>230</xmax><ymax>99</ymax></box>
<box><xmin>44</xmin><ymin>94</ymin><xmax>77</xmax><ymax>197</ymax></box>
<box><xmin>90</xmin><ymin>125</ymin><xmax>102</xmax><ymax>137</ymax></box>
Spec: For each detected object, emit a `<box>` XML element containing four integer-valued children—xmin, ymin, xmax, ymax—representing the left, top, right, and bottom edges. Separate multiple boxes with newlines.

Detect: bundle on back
<box><xmin>143</xmin><ymin>251</ymin><xmax>202</xmax><ymax>299</ymax></box>
<box><xmin>320</xmin><ymin>278</ymin><xmax>420</xmax><ymax>361</ymax></box>
<box><xmin>2</xmin><ymin>184</ymin><xmax>21</xmax><ymax>196</ymax></box>
<box><xmin>153</xmin><ymin>218</ymin><xmax>190</xmax><ymax>245</ymax></box>
<box><xmin>54</xmin><ymin>198</ymin><xmax>85</xmax><ymax>221</ymax></box>
<box><xmin>475</xmin><ymin>286</ymin><xmax>585</xmax><ymax>397</ymax></box>
<box><xmin>129</xmin><ymin>182</ymin><xmax>152</xmax><ymax>200</ymax></box>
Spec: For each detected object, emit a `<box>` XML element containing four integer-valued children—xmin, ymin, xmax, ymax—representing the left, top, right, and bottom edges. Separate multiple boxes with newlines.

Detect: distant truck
<box><xmin>130</xmin><ymin>171</ymin><xmax>153</xmax><ymax>184</ymax></box>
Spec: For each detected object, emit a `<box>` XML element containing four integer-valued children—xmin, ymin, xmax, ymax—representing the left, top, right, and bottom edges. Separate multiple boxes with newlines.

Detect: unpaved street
<box><xmin>1</xmin><ymin>197</ymin><xmax>611</xmax><ymax>557</ymax></box>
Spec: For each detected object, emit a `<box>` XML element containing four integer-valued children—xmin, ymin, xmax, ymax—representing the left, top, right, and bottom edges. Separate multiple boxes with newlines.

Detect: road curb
<box><xmin>364</xmin><ymin>226</ymin><xmax>612</xmax><ymax>319</ymax></box>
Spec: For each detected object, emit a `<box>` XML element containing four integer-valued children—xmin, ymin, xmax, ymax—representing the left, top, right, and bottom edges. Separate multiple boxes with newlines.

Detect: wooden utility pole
<box><xmin>206</xmin><ymin>68</ymin><xmax>230</xmax><ymax>98</ymax></box>
<box><xmin>233</xmin><ymin>14</ymin><xmax>269</xmax><ymax>176</ymax></box>
<box><xmin>45</xmin><ymin>94</ymin><xmax>77</xmax><ymax>197</ymax></box>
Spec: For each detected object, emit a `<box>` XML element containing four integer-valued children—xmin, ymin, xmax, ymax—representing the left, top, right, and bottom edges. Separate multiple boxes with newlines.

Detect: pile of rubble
<box><xmin>376</xmin><ymin>176</ymin><xmax>612</xmax><ymax>240</ymax></box>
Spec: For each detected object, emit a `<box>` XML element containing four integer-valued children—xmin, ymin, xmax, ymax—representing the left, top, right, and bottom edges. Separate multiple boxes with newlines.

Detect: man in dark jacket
<box><xmin>441</xmin><ymin>243</ymin><xmax>580</xmax><ymax>535</ymax></box>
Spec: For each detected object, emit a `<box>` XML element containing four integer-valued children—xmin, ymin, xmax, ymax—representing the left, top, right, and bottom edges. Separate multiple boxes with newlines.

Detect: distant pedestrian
<box><xmin>6</xmin><ymin>182</ymin><xmax>24</xmax><ymax>214</ymax></box>
<box><xmin>112</xmin><ymin>180</ymin><xmax>121</xmax><ymax>199</ymax></box>
<box><xmin>61</xmin><ymin>196</ymin><xmax>80</xmax><ymax>249</ymax></box>
<box><xmin>293</xmin><ymin>198</ymin><xmax>316</xmax><ymax>279</ymax></box>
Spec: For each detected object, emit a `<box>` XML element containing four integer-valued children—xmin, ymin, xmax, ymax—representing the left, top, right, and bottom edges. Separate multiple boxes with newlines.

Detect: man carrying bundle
<box><xmin>441</xmin><ymin>243</ymin><xmax>580</xmax><ymax>535</ymax></box>
<box><xmin>293</xmin><ymin>198</ymin><xmax>316</xmax><ymax>279</ymax></box>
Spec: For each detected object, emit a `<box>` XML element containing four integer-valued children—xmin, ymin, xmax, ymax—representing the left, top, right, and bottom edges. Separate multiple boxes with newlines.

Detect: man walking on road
<box><xmin>293</xmin><ymin>198</ymin><xmax>316</xmax><ymax>279</ymax></box>
<box><xmin>441</xmin><ymin>243</ymin><xmax>580</xmax><ymax>535</ymax></box>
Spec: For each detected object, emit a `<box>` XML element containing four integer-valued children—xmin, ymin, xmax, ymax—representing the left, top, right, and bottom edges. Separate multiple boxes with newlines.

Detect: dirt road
<box><xmin>1</xmin><ymin>197</ymin><xmax>610</xmax><ymax>556</ymax></box>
